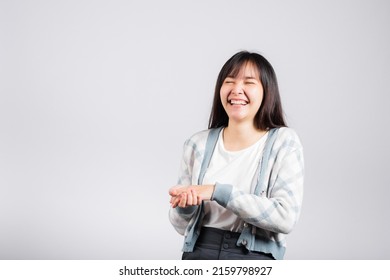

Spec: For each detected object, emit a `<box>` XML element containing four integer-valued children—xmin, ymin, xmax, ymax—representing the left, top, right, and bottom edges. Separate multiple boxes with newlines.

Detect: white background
<box><xmin>1</xmin><ymin>0</ymin><xmax>389</xmax><ymax>259</ymax></box>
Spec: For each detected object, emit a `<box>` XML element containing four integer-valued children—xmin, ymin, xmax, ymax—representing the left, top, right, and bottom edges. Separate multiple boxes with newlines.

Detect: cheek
<box><xmin>256</xmin><ymin>89</ymin><xmax>264</xmax><ymax>103</ymax></box>
<box><xmin>219</xmin><ymin>88</ymin><xmax>228</xmax><ymax>103</ymax></box>
<box><xmin>251</xmin><ymin>91</ymin><xmax>264</xmax><ymax>110</ymax></box>
<box><xmin>257</xmin><ymin>96</ymin><xmax>264</xmax><ymax>109</ymax></box>
<box><xmin>220</xmin><ymin>86</ymin><xmax>227</xmax><ymax>96</ymax></box>
<box><xmin>258</xmin><ymin>92</ymin><xmax>264</xmax><ymax>104</ymax></box>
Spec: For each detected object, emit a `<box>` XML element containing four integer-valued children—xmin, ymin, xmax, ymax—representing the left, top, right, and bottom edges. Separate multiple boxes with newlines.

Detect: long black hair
<box><xmin>208</xmin><ymin>51</ymin><xmax>287</xmax><ymax>130</ymax></box>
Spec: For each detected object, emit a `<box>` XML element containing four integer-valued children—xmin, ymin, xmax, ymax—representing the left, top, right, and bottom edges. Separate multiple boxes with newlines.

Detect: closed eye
<box><xmin>245</xmin><ymin>78</ymin><xmax>258</xmax><ymax>85</ymax></box>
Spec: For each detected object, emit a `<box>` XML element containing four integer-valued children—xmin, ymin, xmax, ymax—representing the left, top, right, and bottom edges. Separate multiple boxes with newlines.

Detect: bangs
<box><xmin>225</xmin><ymin>58</ymin><xmax>260</xmax><ymax>79</ymax></box>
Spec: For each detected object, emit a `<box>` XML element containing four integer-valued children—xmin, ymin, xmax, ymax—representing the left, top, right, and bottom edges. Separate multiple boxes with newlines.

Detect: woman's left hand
<box><xmin>169</xmin><ymin>185</ymin><xmax>215</xmax><ymax>208</ymax></box>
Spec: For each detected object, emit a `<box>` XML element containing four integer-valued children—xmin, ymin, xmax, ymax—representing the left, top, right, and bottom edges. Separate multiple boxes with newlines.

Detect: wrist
<box><xmin>202</xmin><ymin>184</ymin><xmax>215</xmax><ymax>200</ymax></box>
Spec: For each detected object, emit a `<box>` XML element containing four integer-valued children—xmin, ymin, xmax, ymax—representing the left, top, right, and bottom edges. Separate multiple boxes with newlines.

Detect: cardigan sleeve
<box><xmin>211</xmin><ymin>128</ymin><xmax>304</xmax><ymax>234</ymax></box>
<box><xmin>168</xmin><ymin>138</ymin><xmax>199</xmax><ymax>235</ymax></box>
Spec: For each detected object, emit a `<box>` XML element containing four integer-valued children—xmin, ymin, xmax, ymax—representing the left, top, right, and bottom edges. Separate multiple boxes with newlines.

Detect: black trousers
<box><xmin>182</xmin><ymin>227</ymin><xmax>275</xmax><ymax>260</ymax></box>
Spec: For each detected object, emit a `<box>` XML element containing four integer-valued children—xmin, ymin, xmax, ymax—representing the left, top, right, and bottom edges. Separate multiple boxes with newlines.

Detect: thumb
<box><xmin>169</xmin><ymin>185</ymin><xmax>182</xmax><ymax>196</ymax></box>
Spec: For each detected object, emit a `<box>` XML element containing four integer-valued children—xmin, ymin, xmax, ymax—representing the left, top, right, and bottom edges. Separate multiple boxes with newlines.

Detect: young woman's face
<box><xmin>220</xmin><ymin>62</ymin><xmax>264</xmax><ymax>126</ymax></box>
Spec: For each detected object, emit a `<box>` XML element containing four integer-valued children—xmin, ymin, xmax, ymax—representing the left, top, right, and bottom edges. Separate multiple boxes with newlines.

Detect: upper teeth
<box><xmin>230</xmin><ymin>100</ymin><xmax>247</xmax><ymax>105</ymax></box>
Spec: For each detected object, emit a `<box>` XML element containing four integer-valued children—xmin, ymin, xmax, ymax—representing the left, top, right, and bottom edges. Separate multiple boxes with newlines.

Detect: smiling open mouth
<box><xmin>229</xmin><ymin>99</ymin><xmax>248</xmax><ymax>105</ymax></box>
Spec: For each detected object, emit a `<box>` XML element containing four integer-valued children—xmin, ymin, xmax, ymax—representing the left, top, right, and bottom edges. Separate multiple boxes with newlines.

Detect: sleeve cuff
<box><xmin>211</xmin><ymin>182</ymin><xmax>233</xmax><ymax>207</ymax></box>
<box><xmin>176</xmin><ymin>205</ymin><xmax>198</xmax><ymax>216</ymax></box>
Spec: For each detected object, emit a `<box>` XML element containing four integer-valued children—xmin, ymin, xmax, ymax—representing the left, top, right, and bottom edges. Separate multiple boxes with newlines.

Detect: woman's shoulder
<box><xmin>274</xmin><ymin>126</ymin><xmax>299</xmax><ymax>138</ymax></box>
<box><xmin>187</xmin><ymin>127</ymin><xmax>224</xmax><ymax>141</ymax></box>
<box><xmin>273</xmin><ymin>127</ymin><xmax>303</xmax><ymax>149</ymax></box>
<box><xmin>183</xmin><ymin>128</ymin><xmax>214</xmax><ymax>148</ymax></box>
<box><xmin>186</xmin><ymin>129</ymin><xmax>210</xmax><ymax>141</ymax></box>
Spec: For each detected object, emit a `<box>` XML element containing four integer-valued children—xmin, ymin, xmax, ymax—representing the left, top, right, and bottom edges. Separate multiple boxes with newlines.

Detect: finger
<box><xmin>170</xmin><ymin>185</ymin><xmax>187</xmax><ymax>196</ymax></box>
<box><xmin>197</xmin><ymin>194</ymin><xmax>202</xmax><ymax>205</ymax></box>
<box><xmin>169</xmin><ymin>186</ymin><xmax>179</xmax><ymax>196</ymax></box>
<box><xmin>190</xmin><ymin>189</ymin><xmax>198</xmax><ymax>206</ymax></box>
<box><xmin>178</xmin><ymin>193</ymin><xmax>187</xmax><ymax>208</ymax></box>
<box><xmin>170</xmin><ymin>193</ymin><xmax>179</xmax><ymax>205</ymax></box>
<box><xmin>186</xmin><ymin>189</ymin><xmax>193</xmax><ymax>206</ymax></box>
<box><xmin>171</xmin><ymin>195</ymin><xmax>181</xmax><ymax>208</ymax></box>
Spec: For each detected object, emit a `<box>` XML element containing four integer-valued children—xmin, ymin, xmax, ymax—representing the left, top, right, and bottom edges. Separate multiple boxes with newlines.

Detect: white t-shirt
<box><xmin>202</xmin><ymin>129</ymin><xmax>268</xmax><ymax>232</ymax></box>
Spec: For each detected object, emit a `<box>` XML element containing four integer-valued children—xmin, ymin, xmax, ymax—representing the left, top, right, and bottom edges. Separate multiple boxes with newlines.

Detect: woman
<box><xmin>169</xmin><ymin>51</ymin><xmax>304</xmax><ymax>260</ymax></box>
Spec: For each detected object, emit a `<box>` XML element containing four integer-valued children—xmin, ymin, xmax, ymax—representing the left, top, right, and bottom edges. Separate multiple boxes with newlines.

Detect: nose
<box><xmin>231</xmin><ymin>82</ymin><xmax>244</xmax><ymax>95</ymax></box>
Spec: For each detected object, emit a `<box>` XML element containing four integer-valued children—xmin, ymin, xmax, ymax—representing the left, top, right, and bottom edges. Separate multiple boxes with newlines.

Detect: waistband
<box><xmin>196</xmin><ymin>227</ymin><xmax>242</xmax><ymax>251</ymax></box>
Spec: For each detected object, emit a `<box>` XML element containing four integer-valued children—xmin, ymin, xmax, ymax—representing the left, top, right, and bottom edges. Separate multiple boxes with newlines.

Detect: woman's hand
<box><xmin>169</xmin><ymin>186</ymin><xmax>200</xmax><ymax>208</ymax></box>
<box><xmin>169</xmin><ymin>185</ymin><xmax>215</xmax><ymax>208</ymax></box>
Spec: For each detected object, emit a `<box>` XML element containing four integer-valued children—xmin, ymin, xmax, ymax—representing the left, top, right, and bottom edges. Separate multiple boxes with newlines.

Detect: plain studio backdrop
<box><xmin>0</xmin><ymin>0</ymin><xmax>389</xmax><ymax>260</ymax></box>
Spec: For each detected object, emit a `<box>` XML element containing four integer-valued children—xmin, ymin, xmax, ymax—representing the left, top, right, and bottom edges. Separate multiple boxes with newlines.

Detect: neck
<box><xmin>223</xmin><ymin>121</ymin><xmax>266</xmax><ymax>151</ymax></box>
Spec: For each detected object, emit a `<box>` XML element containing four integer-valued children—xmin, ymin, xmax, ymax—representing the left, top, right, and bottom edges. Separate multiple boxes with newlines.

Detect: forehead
<box><xmin>227</xmin><ymin>61</ymin><xmax>260</xmax><ymax>79</ymax></box>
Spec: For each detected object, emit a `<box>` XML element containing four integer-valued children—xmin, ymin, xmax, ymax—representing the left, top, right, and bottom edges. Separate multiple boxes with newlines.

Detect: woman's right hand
<box><xmin>169</xmin><ymin>186</ymin><xmax>201</xmax><ymax>208</ymax></box>
<box><xmin>169</xmin><ymin>185</ymin><xmax>215</xmax><ymax>208</ymax></box>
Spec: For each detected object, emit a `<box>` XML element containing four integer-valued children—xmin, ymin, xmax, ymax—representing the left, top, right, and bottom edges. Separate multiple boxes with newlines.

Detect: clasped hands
<box><xmin>169</xmin><ymin>184</ymin><xmax>215</xmax><ymax>208</ymax></box>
